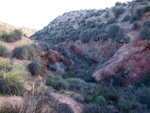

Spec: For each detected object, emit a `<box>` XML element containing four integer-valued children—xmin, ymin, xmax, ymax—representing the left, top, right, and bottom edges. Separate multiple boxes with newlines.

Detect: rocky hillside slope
<box><xmin>1</xmin><ymin>0</ymin><xmax>150</xmax><ymax>113</ymax></box>
<box><xmin>31</xmin><ymin>0</ymin><xmax>150</xmax><ymax>85</ymax></box>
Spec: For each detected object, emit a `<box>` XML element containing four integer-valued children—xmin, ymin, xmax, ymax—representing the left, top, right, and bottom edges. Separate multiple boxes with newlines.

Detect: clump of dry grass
<box><xmin>0</xmin><ymin>58</ymin><xmax>29</xmax><ymax>95</ymax></box>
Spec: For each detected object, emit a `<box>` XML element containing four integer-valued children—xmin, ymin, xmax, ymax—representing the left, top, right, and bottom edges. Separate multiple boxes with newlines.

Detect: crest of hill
<box><xmin>31</xmin><ymin>0</ymin><xmax>150</xmax><ymax>44</ymax></box>
<box><xmin>0</xmin><ymin>20</ymin><xmax>37</xmax><ymax>37</ymax></box>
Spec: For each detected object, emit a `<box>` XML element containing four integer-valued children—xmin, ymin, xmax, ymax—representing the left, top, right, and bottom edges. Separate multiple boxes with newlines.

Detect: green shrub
<box><xmin>105</xmin><ymin>12</ymin><xmax>109</xmax><ymax>18</ymax></box>
<box><xmin>80</xmin><ymin>28</ymin><xmax>100</xmax><ymax>43</ymax></box>
<box><xmin>62</xmin><ymin>56</ymin><xmax>96</xmax><ymax>82</ymax></box>
<box><xmin>115</xmin><ymin>2</ymin><xmax>122</xmax><ymax>6</ymax></box>
<box><xmin>39</xmin><ymin>41</ymin><xmax>50</xmax><ymax>52</ymax></box>
<box><xmin>104</xmin><ymin>75</ymin><xmax>124</xmax><ymax>87</ymax></box>
<box><xmin>136</xmin><ymin>0</ymin><xmax>143</xmax><ymax>3</ymax></box>
<box><xmin>27</xmin><ymin>59</ymin><xmax>45</xmax><ymax>76</ymax></box>
<box><xmin>118</xmin><ymin>97</ymin><xmax>139</xmax><ymax>113</ymax></box>
<box><xmin>66</xmin><ymin>78</ymin><xmax>87</xmax><ymax>93</ymax></box>
<box><xmin>97</xmin><ymin>18</ymin><xmax>101</xmax><ymax>22</ymax></box>
<box><xmin>83</xmin><ymin>103</ymin><xmax>106</xmax><ymax>113</ymax></box>
<box><xmin>46</xmin><ymin>74</ymin><xmax>69</xmax><ymax>90</ymax></box>
<box><xmin>143</xmin><ymin>21</ymin><xmax>150</xmax><ymax>28</ymax></box>
<box><xmin>80</xmin><ymin>30</ymin><xmax>91</xmax><ymax>43</ymax></box>
<box><xmin>129</xmin><ymin>14</ymin><xmax>140</xmax><ymax>23</ymax></box>
<box><xmin>135</xmin><ymin>78</ymin><xmax>150</xmax><ymax>87</ymax></box>
<box><xmin>0</xmin><ymin>42</ymin><xmax>7</xmax><ymax>57</ymax></box>
<box><xmin>0</xmin><ymin>30</ymin><xmax>22</xmax><ymax>43</ymax></box>
<box><xmin>116</xmin><ymin>29</ymin><xmax>124</xmax><ymax>43</ymax></box>
<box><xmin>113</xmin><ymin>7</ymin><xmax>125</xmax><ymax>18</ymax></box>
<box><xmin>96</xmin><ymin>23</ymin><xmax>106</xmax><ymax>32</ymax></box>
<box><xmin>12</xmin><ymin>29</ymin><xmax>23</xmax><ymax>41</ymax></box>
<box><xmin>0</xmin><ymin>31</ymin><xmax>13</xmax><ymax>42</ymax></box>
<box><xmin>0</xmin><ymin>58</ymin><xmax>28</xmax><ymax>95</ymax></box>
<box><xmin>132</xmin><ymin>23</ymin><xmax>139</xmax><ymax>30</ymax></box>
<box><xmin>130</xmin><ymin>6</ymin><xmax>150</xmax><ymax>23</ymax></box>
<box><xmin>95</xmin><ymin>96</ymin><xmax>106</xmax><ymax>106</ymax></box>
<box><xmin>108</xmin><ymin>24</ymin><xmax>120</xmax><ymax>40</ymax></box>
<box><xmin>122</xmin><ymin>15</ymin><xmax>130</xmax><ymax>22</ymax></box>
<box><xmin>99</xmin><ymin>87</ymin><xmax>119</xmax><ymax>102</ymax></box>
<box><xmin>100</xmin><ymin>33</ymin><xmax>108</xmax><ymax>41</ymax></box>
<box><xmin>136</xmin><ymin>6</ymin><xmax>150</xmax><ymax>19</ymax></box>
<box><xmin>13</xmin><ymin>44</ymin><xmax>41</xmax><ymax>60</ymax></box>
<box><xmin>86</xmin><ymin>20</ymin><xmax>96</xmax><ymax>28</ymax></box>
<box><xmin>135</xmin><ymin>87</ymin><xmax>150</xmax><ymax>108</ymax></box>
<box><xmin>66</xmin><ymin>78</ymin><xmax>101</xmax><ymax>95</ymax></box>
<box><xmin>107</xmin><ymin>18</ymin><xmax>115</xmax><ymax>25</ymax></box>
<box><xmin>139</xmin><ymin>27</ymin><xmax>150</xmax><ymax>40</ymax></box>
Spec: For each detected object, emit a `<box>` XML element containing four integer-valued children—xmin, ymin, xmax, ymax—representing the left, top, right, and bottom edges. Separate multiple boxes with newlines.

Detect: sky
<box><xmin>0</xmin><ymin>0</ymin><xmax>129</xmax><ymax>29</ymax></box>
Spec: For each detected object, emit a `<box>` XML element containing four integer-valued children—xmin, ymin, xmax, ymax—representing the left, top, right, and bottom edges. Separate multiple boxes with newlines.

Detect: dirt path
<box><xmin>51</xmin><ymin>91</ymin><xmax>84</xmax><ymax>113</ymax></box>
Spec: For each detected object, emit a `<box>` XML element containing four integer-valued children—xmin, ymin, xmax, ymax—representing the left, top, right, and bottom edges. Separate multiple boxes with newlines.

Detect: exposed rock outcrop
<box><xmin>93</xmin><ymin>38</ymin><xmax>150</xmax><ymax>85</ymax></box>
<box><xmin>41</xmin><ymin>49</ymin><xmax>74</xmax><ymax>73</ymax></box>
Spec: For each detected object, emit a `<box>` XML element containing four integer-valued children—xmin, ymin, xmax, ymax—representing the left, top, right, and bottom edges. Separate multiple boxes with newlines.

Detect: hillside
<box><xmin>0</xmin><ymin>20</ymin><xmax>37</xmax><ymax>37</ymax></box>
<box><xmin>0</xmin><ymin>0</ymin><xmax>150</xmax><ymax>113</ymax></box>
<box><xmin>31</xmin><ymin>0</ymin><xmax>150</xmax><ymax>83</ymax></box>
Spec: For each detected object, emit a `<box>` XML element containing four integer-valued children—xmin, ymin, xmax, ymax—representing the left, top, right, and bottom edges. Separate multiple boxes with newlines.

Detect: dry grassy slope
<box><xmin>0</xmin><ymin>20</ymin><xmax>37</xmax><ymax>37</ymax></box>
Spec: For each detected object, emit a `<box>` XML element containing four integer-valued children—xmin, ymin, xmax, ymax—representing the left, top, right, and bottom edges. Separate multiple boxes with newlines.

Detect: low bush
<box><xmin>46</xmin><ymin>74</ymin><xmax>69</xmax><ymax>90</ymax></box>
<box><xmin>105</xmin><ymin>12</ymin><xmax>109</xmax><ymax>18</ymax></box>
<box><xmin>12</xmin><ymin>29</ymin><xmax>23</xmax><ymax>41</ymax></box>
<box><xmin>27</xmin><ymin>59</ymin><xmax>45</xmax><ymax>76</ymax></box>
<box><xmin>135</xmin><ymin>87</ymin><xmax>150</xmax><ymax>108</ymax></box>
<box><xmin>39</xmin><ymin>41</ymin><xmax>50</xmax><ymax>52</ymax></box>
<box><xmin>115</xmin><ymin>2</ymin><xmax>122</xmax><ymax>6</ymax></box>
<box><xmin>129</xmin><ymin>14</ymin><xmax>140</xmax><ymax>23</ymax></box>
<box><xmin>104</xmin><ymin>75</ymin><xmax>124</xmax><ymax>87</ymax></box>
<box><xmin>108</xmin><ymin>24</ymin><xmax>121</xmax><ymax>41</ymax></box>
<box><xmin>143</xmin><ymin>21</ymin><xmax>150</xmax><ymax>28</ymax></box>
<box><xmin>113</xmin><ymin>7</ymin><xmax>125</xmax><ymax>18</ymax></box>
<box><xmin>83</xmin><ymin>103</ymin><xmax>106</xmax><ymax>113</ymax></box>
<box><xmin>62</xmin><ymin>56</ymin><xmax>96</xmax><ymax>82</ymax></box>
<box><xmin>0</xmin><ymin>58</ymin><xmax>28</xmax><ymax>95</ymax></box>
<box><xmin>139</xmin><ymin>27</ymin><xmax>150</xmax><ymax>40</ymax></box>
<box><xmin>132</xmin><ymin>23</ymin><xmax>139</xmax><ymax>30</ymax></box>
<box><xmin>0</xmin><ymin>42</ymin><xmax>7</xmax><ymax>57</ymax></box>
<box><xmin>135</xmin><ymin>78</ymin><xmax>150</xmax><ymax>87</ymax></box>
<box><xmin>80</xmin><ymin>28</ymin><xmax>100</xmax><ymax>43</ymax></box>
<box><xmin>130</xmin><ymin>6</ymin><xmax>150</xmax><ymax>23</ymax></box>
<box><xmin>13</xmin><ymin>44</ymin><xmax>41</xmax><ymax>60</ymax></box>
<box><xmin>136</xmin><ymin>6</ymin><xmax>150</xmax><ymax>19</ymax></box>
<box><xmin>99</xmin><ymin>87</ymin><xmax>119</xmax><ymax>103</ymax></box>
<box><xmin>0</xmin><ymin>30</ymin><xmax>22</xmax><ymax>43</ymax></box>
<box><xmin>118</xmin><ymin>97</ymin><xmax>139</xmax><ymax>113</ymax></box>
<box><xmin>95</xmin><ymin>96</ymin><xmax>106</xmax><ymax>106</ymax></box>
<box><xmin>100</xmin><ymin>33</ymin><xmax>108</xmax><ymax>41</ymax></box>
<box><xmin>122</xmin><ymin>15</ymin><xmax>130</xmax><ymax>22</ymax></box>
<box><xmin>107</xmin><ymin>18</ymin><xmax>115</xmax><ymax>25</ymax></box>
<box><xmin>66</xmin><ymin>78</ymin><xmax>87</xmax><ymax>93</ymax></box>
<box><xmin>136</xmin><ymin>0</ymin><xmax>143</xmax><ymax>3</ymax></box>
<box><xmin>66</xmin><ymin>78</ymin><xmax>101</xmax><ymax>95</ymax></box>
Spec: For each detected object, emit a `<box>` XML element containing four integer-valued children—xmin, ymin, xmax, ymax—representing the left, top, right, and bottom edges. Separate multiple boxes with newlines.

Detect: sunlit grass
<box><xmin>0</xmin><ymin>58</ymin><xmax>29</xmax><ymax>95</ymax></box>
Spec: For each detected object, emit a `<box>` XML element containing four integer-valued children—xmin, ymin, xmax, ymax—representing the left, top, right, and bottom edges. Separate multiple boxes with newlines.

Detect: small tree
<box><xmin>108</xmin><ymin>24</ymin><xmax>120</xmax><ymax>40</ymax></box>
<box><xmin>132</xmin><ymin>23</ymin><xmax>139</xmax><ymax>30</ymax></box>
<box><xmin>140</xmin><ymin>27</ymin><xmax>150</xmax><ymax>40</ymax></box>
<box><xmin>143</xmin><ymin>21</ymin><xmax>150</xmax><ymax>28</ymax></box>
